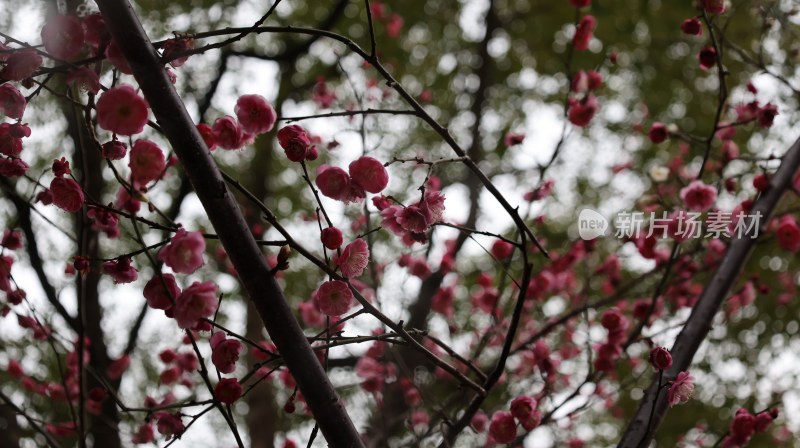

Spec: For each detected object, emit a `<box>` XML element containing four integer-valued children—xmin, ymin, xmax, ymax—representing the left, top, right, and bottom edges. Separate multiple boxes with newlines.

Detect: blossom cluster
<box><xmin>720</xmin><ymin>407</ymin><xmax>777</xmax><ymax>447</ymax></box>
<box><xmin>487</xmin><ymin>396</ymin><xmax>542</xmax><ymax>444</ymax></box>
<box><xmin>379</xmin><ymin>190</ymin><xmax>446</xmax><ymax>245</ymax></box>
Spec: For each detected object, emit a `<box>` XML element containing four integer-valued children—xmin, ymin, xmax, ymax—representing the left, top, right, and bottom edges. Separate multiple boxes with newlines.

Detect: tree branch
<box><xmin>94</xmin><ymin>1</ymin><xmax>364</xmax><ymax>446</ymax></box>
<box><xmin>617</xmin><ymin>135</ymin><xmax>800</xmax><ymax>447</ymax></box>
<box><xmin>0</xmin><ymin>390</ymin><xmax>62</xmax><ymax>448</ymax></box>
<box><xmin>0</xmin><ymin>178</ymin><xmax>77</xmax><ymax>329</ymax></box>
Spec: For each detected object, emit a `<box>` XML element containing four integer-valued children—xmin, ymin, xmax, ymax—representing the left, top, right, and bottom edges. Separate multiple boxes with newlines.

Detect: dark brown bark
<box><xmin>245</xmin><ymin>300</ymin><xmax>279</xmax><ymax>448</ymax></box>
<box><xmin>67</xmin><ymin>88</ymin><xmax>122</xmax><ymax>448</ymax></box>
<box><xmin>94</xmin><ymin>1</ymin><xmax>363</xmax><ymax>446</ymax></box>
<box><xmin>242</xmin><ymin>90</ymin><xmax>283</xmax><ymax>448</ymax></box>
<box><xmin>0</xmin><ymin>403</ymin><xmax>22</xmax><ymax>448</ymax></box>
<box><xmin>617</xmin><ymin>136</ymin><xmax>800</xmax><ymax>447</ymax></box>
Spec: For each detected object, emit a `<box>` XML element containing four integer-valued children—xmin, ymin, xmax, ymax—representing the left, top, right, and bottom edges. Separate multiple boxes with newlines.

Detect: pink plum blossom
<box><xmin>488</xmin><ymin>411</ymin><xmax>517</xmax><ymax>444</ymax></box>
<box><xmin>667</xmin><ymin>371</ymin><xmax>695</xmax><ymax>407</ymax></box>
<box><xmin>680</xmin><ymin>180</ymin><xmax>717</xmax><ymax>212</ymax></box>
<box><xmin>41</xmin><ymin>15</ymin><xmax>85</xmax><ymax>60</ymax></box>
<box><xmin>235</xmin><ymin>94</ymin><xmax>276</xmax><ymax>135</ymax></box>
<box><xmin>96</xmin><ymin>85</ymin><xmax>149</xmax><ymax>136</ymax></box>
<box><xmin>210</xmin><ymin>332</ymin><xmax>243</xmax><ymax>374</ymax></box>
<box><xmin>212</xmin><ymin>116</ymin><xmax>245</xmax><ymax>150</ymax></box>
<box><xmin>143</xmin><ymin>274</ymin><xmax>180</xmax><ymax>310</ymax></box>
<box><xmin>129</xmin><ymin>139</ymin><xmax>166</xmax><ymax>184</ymax></box>
<box><xmin>321</xmin><ymin>227</ymin><xmax>343</xmax><ymax>250</ymax></box>
<box><xmin>568</xmin><ymin>94</ymin><xmax>598</xmax><ymax>127</ymax></box>
<box><xmin>316</xmin><ymin>165</ymin><xmax>352</xmax><ymax>200</ymax></box>
<box><xmin>50</xmin><ymin>177</ymin><xmax>84</xmax><ymax>212</ymax></box>
<box><xmin>335</xmin><ymin>239</ymin><xmax>370</xmax><ymax>278</ymax></box>
<box><xmin>106</xmin><ymin>355</ymin><xmax>130</xmax><ymax>380</ymax></box>
<box><xmin>0</xmin><ymin>83</ymin><xmax>27</xmax><ymax>119</ymax></box>
<box><xmin>102</xmin><ymin>258</ymin><xmax>138</xmax><ymax>284</ymax></box>
<box><xmin>158</xmin><ymin>228</ymin><xmax>206</xmax><ymax>274</ymax></box>
<box><xmin>349</xmin><ymin>156</ymin><xmax>389</xmax><ymax>193</ymax></box>
<box><xmin>572</xmin><ymin>15</ymin><xmax>596</xmax><ymax>51</ymax></box>
<box><xmin>214</xmin><ymin>378</ymin><xmax>243</xmax><ymax>404</ymax></box>
<box><xmin>278</xmin><ymin>125</ymin><xmax>312</xmax><ymax>162</ymax></box>
<box><xmin>173</xmin><ymin>281</ymin><xmax>218</xmax><ymax>329</ymax></box>
<box><xmin>162</xmin><ymin>37</ymin><xmax>194</xmax><ymax>67</ymax></box>
<box><xmin>66</xmin><ymin>67</ymin><xmax>100</xmax><ymax>94</ymax></box>
<box><xmin>1</xmin><ymin>49</ymin><xmax>42</xmax><ymax>81</ymax></box>
<box><xmin>313</xmin><ymin>280</ymin><xmax>354</xmax><ymax>316</ymax></box>
<box><xmin>504</xmin><ymin>132</ymin><xmax>525</xmax><ymax>147</ymax></box>
<box><xmin>102</xmin><ymin>140</ymin><xmax>127</xmax><ymax>160</ymax></box>
<box><xmin>776</xmin><ymin>215</ymin><xmax>800</xmax><ymax>253</ymax></box>
<box><xmin>105</xmin><ymin>39</ymin><xmax>133</xmax><ymax>74</ymax></box>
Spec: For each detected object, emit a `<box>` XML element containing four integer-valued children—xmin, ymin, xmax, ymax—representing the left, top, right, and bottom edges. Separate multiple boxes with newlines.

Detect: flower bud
<box><xmin>649</xmin><ymin>346</ymin><xmax>673</xmax><ymax>370</ymax></box>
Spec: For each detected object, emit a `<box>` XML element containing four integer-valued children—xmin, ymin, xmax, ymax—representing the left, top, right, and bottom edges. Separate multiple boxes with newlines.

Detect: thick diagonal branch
<box><xmin>617</xmin><ymin>135</ymin><xmax>800</xmax><ymax>448</ymax></box>
<box><xmin>94</xmin><ymin>1</ymin><xmax>363</xmax><ymax>446</ymax></box>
